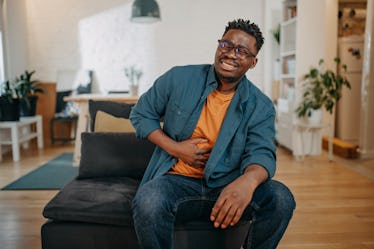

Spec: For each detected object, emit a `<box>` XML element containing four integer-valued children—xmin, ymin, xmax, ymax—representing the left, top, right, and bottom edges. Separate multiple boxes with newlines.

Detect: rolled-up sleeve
<box><xmin>130</xmin><ymin>71</ymin><xmax>172</xmax><ymax>139</ymax></box>
<box><xmin>240</xmin><ymin>104</ymin><xmax>277</xmax><ymax>178</ymax></box>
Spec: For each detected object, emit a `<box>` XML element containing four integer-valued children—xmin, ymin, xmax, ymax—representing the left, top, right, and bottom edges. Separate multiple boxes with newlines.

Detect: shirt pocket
<box><xmin>224</xmin><ymin>135</ymin><xmax>245</xmax><ymax>167</ymax></box>
<box><xmin>163</xmin><ymin>101</ymin><xmax>191</xmax><ymax>136</ymax></box>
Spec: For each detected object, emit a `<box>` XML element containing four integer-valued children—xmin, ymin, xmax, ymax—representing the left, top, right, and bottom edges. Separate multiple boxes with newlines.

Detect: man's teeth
<box><xmin>222</xmin><ymin>61</ymin><xmax>236</xmax><ymax>70</ymax></box>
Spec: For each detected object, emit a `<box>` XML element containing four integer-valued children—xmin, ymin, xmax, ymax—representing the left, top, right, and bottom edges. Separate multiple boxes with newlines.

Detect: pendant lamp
<box><xmin>131</xmin><ymin>0</ymin><xmax>161</xmax><ymax>23</ymax></box>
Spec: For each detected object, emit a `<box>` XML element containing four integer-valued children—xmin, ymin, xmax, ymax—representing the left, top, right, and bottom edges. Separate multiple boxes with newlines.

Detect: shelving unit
<box><xmin>276</xmin><ymin>0</ymin><xmax>297</xmax><ymax>151</ymax></box>
<box><xmin>275</xmin><ymin>0</ymin><xmax>338</xmax><ymax>157</ymax></box>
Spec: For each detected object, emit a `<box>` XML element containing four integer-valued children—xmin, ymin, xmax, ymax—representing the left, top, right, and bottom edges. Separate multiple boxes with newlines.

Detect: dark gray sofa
<box><xmin>41</xmin><ymin>100</ymin><xmax>252</xmax><ymax>249</ymax></box>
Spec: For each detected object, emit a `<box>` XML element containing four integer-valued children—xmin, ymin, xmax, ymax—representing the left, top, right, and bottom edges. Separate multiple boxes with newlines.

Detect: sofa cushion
<box><xmin>89</xmin><ymin>100</ymin><xmax>134</xmax><ymax>131</ymax></box>
<box><xmin>78</xmin><ymin>132</ymin><xmax>155</xmax><ymax>180</ymax></box>
<box><xmin>43</xmin><ymin>177</ymin><xmax>139</xmax><ymax>226</ymax></box>
<box><xmin>94</xmin><ymin>110</ymin><xmax>136</xmax><ymax>133</ymax></box>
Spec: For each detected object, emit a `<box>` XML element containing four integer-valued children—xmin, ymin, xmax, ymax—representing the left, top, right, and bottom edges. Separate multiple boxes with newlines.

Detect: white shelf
<box><xmin>281</xmin><ymin>50</ymin><xmax>296</xmax><ymax>57</ymax></box>
<box><xmin>280</xmin><ymin>74</ymin><xmax>296</xmax><ymax>79</ymax></box>
<box><xmin>281</xmin><ymin>17</ymin><xmax>297</xmax><ymax>27</ymax></box>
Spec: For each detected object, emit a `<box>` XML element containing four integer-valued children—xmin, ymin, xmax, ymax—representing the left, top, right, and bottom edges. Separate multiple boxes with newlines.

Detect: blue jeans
<box><xmin>132</xmin><ymin>174</ymin><xmax>295</xmax><ymax>249</ymax></box>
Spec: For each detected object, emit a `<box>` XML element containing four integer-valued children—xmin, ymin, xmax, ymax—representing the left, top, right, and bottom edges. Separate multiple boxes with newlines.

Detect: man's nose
<box><xmin>226</xmin><ymin>47</ymin><xmax>237</xmax><ymax>58</ymax></box>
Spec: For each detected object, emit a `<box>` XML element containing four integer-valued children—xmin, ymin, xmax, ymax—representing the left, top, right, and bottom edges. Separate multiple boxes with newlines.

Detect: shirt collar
<box><xmin>207</xmin><ymin>64</ymin><xmax>251</xmax><ymax>104</ymax></box>
<box><xmin>206</xmin><ymin>65</ymin><xmax>218</xmax><ymax>86</ymax></box>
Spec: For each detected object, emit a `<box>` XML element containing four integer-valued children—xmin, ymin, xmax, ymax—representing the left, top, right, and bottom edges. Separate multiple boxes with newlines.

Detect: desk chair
<box><xmin>50</xmin><ymin>90</ymin><xmax>78</xmax><ymax>144</ymax></box>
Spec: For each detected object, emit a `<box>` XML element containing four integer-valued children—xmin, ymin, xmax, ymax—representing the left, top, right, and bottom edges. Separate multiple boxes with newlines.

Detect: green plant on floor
<box><xmin>295</xmin><ymin>57</ymin><xmax>351</xmax><ymax>118</ymax></box>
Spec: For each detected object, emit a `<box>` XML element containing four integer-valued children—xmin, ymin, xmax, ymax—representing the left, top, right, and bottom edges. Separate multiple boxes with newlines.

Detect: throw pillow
<box><xmin>88</xmin><ymin>100</ymin><xmax>134</xmax><ymax>131</ymax></box>
<box><xmin>94</xmin><ymin>110</ymin><xmax>136</xmax><ymax>133</ymax></box>
<box><xmin>78</xmin><ymin>132</ymin><xmax>155</xmax><ymax>180</ymax></box>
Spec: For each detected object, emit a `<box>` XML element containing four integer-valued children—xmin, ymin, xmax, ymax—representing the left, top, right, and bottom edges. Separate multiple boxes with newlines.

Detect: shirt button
<box><xmin>177</xmin><ymin>111</ymin><xmax>181</xmax><ymax>115</ymax></box>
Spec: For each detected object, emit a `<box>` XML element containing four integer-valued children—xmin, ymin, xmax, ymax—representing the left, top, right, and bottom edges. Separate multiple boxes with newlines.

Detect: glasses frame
<box><xmin>217</xmin><ymin>39</ymin><xmax>257</xmax><ymax>59</ymax></box>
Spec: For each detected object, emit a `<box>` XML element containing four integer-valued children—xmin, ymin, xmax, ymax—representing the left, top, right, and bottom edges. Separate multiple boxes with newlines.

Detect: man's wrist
<box><xmin>243</xmin><ymin>165</ymin><xmax>268</xmax><ymax>190</ymax></box>
<box><xmin>147</xmin><ymin>129</ymin><xmax>178</xmax><ymax>157</ymax></box>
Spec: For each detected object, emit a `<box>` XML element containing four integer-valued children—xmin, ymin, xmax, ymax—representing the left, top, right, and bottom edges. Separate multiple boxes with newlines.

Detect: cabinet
<box><xmin>275</xmin><ymin>0</ymin><xmax>338</xmax><ymax>157</ymax></box>
<box><xmin>336</xmin><ymin>35</ymin><xmax>364</xmax><ymax>144</ymax></box>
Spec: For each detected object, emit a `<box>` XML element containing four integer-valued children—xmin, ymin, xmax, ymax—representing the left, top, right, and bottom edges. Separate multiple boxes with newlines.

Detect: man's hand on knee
<box><xmin>210</xmin><ymin>176</ymin><xmax>254</xmax><ymax>229</ymax></box>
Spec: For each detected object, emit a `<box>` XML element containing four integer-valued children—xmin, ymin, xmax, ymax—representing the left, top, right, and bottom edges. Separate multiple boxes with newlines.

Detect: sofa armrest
<box><xmin>78</xmin><ymin>132</ymin><xmax>155</xmax><ymax>180</ymax></box>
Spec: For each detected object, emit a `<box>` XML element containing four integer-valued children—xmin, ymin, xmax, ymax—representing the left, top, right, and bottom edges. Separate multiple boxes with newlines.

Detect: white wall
<box><xmin>263</xmin><ymin>0</ymin><xmax>282</xmax><ymax>98</ymax></box>
<box><xmin>360</xmin><ymin>0</ymin><xmax>374</xmax><ymax>158</ymax></box>
<box><xmin>295</xmin><ymin>0</ymin><xmax>338</xmax><ymax>136</ymax></box>
<box><xmin>2</xmin><ymin>0</ymin><xmax>29</xmax><ymax>81</ymax></box>
<box><xmin>20</xmin><ymin>0</ymin><xmax>270</xmax><ymax>95</ymax></box>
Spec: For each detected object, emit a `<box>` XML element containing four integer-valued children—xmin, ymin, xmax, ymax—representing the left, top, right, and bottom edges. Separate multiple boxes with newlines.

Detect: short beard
<box><xmin>216</xmin><ymin>71</ymin><xmax>240</xmax><ymax>84</ymax></box>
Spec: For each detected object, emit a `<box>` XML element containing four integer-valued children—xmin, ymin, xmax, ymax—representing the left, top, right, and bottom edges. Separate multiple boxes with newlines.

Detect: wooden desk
<box><xmin>64</xmin><ymin>94</ymin><xmax>138</xmax><ymax>166</ymax></box>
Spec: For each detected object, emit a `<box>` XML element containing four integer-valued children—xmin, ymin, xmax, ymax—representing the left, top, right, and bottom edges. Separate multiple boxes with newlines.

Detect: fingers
<box><xmin>229</xmin><ymin>209</ymin><xmax>242</xmax><ymax>226</ymax></box>
<box><xmin>190</xmin><ymin>137</ymin><xmax>208</xmax><ymax>144</ymax></box>
<box><xmin>197</xmin><ymin>148</ymin><xmax>211</xmax><ymax>155</ymax></box>
<box><xmin>189</xmin><ymin>154</ymin><xmax>209</xmax><ymax>168</ymax></box>
<box><xmin>210</xmin><ymin>191</ymin><xmax>245</xmax><ymax>229</ymax></box>
<box><xmin>210</xmin><ymin>199</ymin><xmax>223</xmax><ymax>226</ymax></box>
<box><xmin>177</xmin><ymin>138</ymin><xmax>211</xmax><ymax>167</ymax></box>
<box><xmin>210</xmin><ymin>197</ymin><xmax>231</xmax><ymax>229</ymax></box>
<box><xmin>211</xmin><ymin>202</ymin><xmax>241</xmax><ymax>229</ymax></box>
<box><xmin>189</xmin><ymin>144</ymin><xmax>210</xmax><ymax>168</ymax></box>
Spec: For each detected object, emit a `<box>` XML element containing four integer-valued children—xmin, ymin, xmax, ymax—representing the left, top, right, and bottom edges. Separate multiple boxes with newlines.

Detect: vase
<box><xmin>0</xmin><ymin>97</ymin><xmax>20</xmax><ymax>121</ymax></box>
<box><xmin>130</xmin><ymin>85</ymin><xmax>138</xmax><ymax>97</ymax></box>
<box><xmin>307</xmin><ymin>109</ymin><xmax>323</xmax><ymax>126</ymax></box>
<box><xmin>20</xmin><ymin>95</ymin><xmax>38</xmax><ymax>117</ymax></box>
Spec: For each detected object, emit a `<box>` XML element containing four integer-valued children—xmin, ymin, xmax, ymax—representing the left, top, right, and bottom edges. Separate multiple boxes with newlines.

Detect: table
<box><xmin>293</xmin><ymin>121</ymin><xmax>333</xmax><ymax>161</ymax></box>
<box><xmin>0</xmin><ymin>115</ymin><xmax>44</xmax><ymax>162</ymax></box>
<box><xmin>64</xmin><ymin>94</ymin><xmax>138</xmax><ymax>166</ymax></box>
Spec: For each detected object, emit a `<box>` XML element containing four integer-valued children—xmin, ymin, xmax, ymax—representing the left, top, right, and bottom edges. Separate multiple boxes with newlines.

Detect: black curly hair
<box><xmin>223</xmin><ymin>19</ymin><xmax>264</xmax><ymax>53</ymax></box>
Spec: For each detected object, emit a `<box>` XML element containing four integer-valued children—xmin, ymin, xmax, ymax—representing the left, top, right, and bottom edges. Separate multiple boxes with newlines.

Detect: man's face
<box><xmin>214</xmin><ymin>29</ymin><xmax>258</xmax><ymax>84</ymax></box>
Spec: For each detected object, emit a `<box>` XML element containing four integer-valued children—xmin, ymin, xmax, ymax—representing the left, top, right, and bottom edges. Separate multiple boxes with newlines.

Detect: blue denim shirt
<box><xmin>130</xmin><ymin>64</ymin><xmax>276</xmax><ymax>188</ymax></box>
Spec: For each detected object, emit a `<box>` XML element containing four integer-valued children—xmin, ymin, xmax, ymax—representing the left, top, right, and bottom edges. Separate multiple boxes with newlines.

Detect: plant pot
<box><xmin>307</xmin><ymin>109</ymin><xmax>323</xmax><ymax>126</ymax></box>
<box><xmin>130</xmin><ymin>85</ymin><xmax>139</xmax><ymax>97</ymax></box>
<box><xmin>20</xmin><ymin>95</ymin><xmax>38</xmax><ymax>117</ymax></box>
<box><xmin>0</xmin><ymin>97</ymin><xmax>20</xmax><ymax>121</ymax></box>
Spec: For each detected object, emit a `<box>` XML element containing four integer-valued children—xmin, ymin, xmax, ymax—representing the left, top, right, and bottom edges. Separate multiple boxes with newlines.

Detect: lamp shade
<box><xmin>131</xmin><ymin>0</ymin><xmax>161</xmax><ymax>23</ymax></box>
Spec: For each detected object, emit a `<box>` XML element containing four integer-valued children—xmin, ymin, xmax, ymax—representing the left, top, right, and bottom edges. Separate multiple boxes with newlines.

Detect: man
<box><xmin>130</xmin><ymin>19</ymin><xmax>295</xmax><ymax>249</ymax></box>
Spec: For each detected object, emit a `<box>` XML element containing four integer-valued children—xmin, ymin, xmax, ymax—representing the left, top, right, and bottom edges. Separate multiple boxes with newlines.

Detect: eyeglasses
<box><xmin>217</xmin><ymin>39</ymin><xmax>256</xmax><ymax>59</ymax></box>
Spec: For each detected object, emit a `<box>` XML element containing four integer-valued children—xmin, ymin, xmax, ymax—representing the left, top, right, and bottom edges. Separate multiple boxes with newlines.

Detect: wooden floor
<box><xmin>0</xmin><ymin>142</ymin><xmax>373</xmax><ymax>249</ymax></box>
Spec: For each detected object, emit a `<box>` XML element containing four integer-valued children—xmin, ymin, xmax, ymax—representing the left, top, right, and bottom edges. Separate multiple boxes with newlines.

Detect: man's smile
<box><xmin>219</xmin><ymin>59</ymin><xmax>238</xmax><ymax>71</ymax></box>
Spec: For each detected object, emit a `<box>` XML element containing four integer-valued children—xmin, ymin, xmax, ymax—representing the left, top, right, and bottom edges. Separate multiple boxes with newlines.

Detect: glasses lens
<box><xmin>218</xmin><ymin>40</ymin><xmax>233</xmax><ymax>52</ymax></box>
<box><xmin>236</xmin><ymin>46</ymin><xmax>251</xmax><ymax>58</ymax></box>
<box><xmin>218</xmin><ymin>39</ymin><xmax>255</xmax><ymax>59</ymax></box>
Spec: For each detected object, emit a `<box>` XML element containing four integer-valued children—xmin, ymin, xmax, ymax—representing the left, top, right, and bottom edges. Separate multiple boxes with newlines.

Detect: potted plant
<box><xmin>14</xmin><ymin>70</ymin><xmax>44</xmax><ymax>116</ymax></box>
<box><xmin>0</xmin><ymin>80</ymin><xmax>20</xmax><ymax>121</ymax></box>
<box><xmin>125</xmin><ymin>66</ymin><xmax>143</xmax><ymax>96</ymax></box>
<box><xmin>271</xmin><ymin>24</ymin><xmax>280</xmax><ymax>45</ymax></box>
<box><xmin>295</xmin><ymin>57</ymin><xmax>351</xmax><ymax>124</ymax></box>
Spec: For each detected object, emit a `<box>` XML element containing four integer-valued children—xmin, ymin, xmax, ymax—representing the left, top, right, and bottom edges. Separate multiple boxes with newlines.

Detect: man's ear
<box><xmin>250</xmin><ymin>58</ymin><xmax>258</xmax><ymax>69</ymax></box>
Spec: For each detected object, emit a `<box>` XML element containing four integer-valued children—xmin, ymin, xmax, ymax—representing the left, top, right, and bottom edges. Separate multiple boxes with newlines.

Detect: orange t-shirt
<box><xmin>169</xmin><ymin>90</ymin><xmax>235</xmax><ymax>178</ymax></box>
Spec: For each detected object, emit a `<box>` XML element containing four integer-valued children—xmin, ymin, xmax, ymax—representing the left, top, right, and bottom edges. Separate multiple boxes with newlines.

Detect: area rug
<box><xmin>1</xmin><ymin>153</ymin><xmax>78</xmax><ymax>190</ymax></box>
